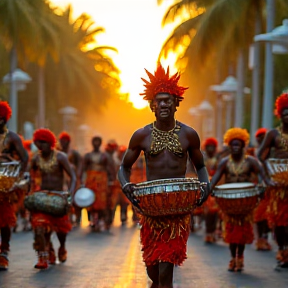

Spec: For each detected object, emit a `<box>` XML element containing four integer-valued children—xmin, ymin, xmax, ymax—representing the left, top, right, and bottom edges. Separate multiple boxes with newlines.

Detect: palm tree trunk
<box><xmin>250</xmin><ymin>3</ymin><xmax>262</xmax><ymax>145</ymax></box>
<box><xmin>8</xmin><ymin>46</ymin><xmax>18</xmax><ymax>132</ymax></box>
<box><xmin>38</xmin><ymin>66</ymin><xmax>45</xmax><ymax>128</ymax></box>
<box><xmin>234</xmin><ymin>49</ymin><xmax>245</xmax><ymax>127</ymax></box>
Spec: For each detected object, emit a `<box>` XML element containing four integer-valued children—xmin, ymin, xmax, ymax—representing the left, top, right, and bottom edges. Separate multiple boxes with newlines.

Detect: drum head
<box><xmin>215</xmin><ymin>182</ymin><xmax>255</xmax><ymax>190</ymax></box>
<box><xmin>74</xmin><ymin>187</ymin><xmax>95</xmax><ymax>208</ymax></box>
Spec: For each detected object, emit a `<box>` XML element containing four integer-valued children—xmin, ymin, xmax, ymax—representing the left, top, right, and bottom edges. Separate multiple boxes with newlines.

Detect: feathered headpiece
<box><xmin>140</xmin><ymin>63</ymin><xmax>188</xmax><ymax>101</ymax></box>
<box><xmin>33</xmin><ymin>128</ymin><xmax>56</xmax><ymax>148</ymax></box>
<box><xmin>275</xmin><ymin>92</ymin><xmax>288</xmax><ymax>118</ymax></box>
<box><xmin>255</xmin><ymin>128</ymin><xmax>267</xmax><ymax>138</ymax></box>
<box><xmin>224</xmin><ymin>128</ymin><xmax>250</xmax><ymax>146</ymax></box>
<box><xmin>23</xmin><ymin>140</ymin><xmax>32</xmax><ymax>151</ymax></box>
<box><xmin>59</xmin><ymin>131</ymin><xmax>71</xmax><ymax>142</ymax></box>
<box><xmin>203</xmin><ymin>137</ymin><xmax>218</xmax><ymax>148</ymax></box>
<box><xmin>0</xmin><ymin>101</ymin><xmax>12</xmax><ymax>122</ymax></box>
<box><xmin>118</xmin><ymin>145</ymin><xmax>127</xmax><ymax>153</ymax></box>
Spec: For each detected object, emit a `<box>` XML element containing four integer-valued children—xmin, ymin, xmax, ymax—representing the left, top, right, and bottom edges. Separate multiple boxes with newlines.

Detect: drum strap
<box><xmin>150</xmin><ymin>121</ymin><xmax>183</xmax><ymax>157</ymax></box>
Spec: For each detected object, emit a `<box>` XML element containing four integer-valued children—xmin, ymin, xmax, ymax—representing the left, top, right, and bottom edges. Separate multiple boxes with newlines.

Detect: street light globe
<box><xmin>198</xmin><ymin>100</ymin><xmax>214</xmax><ymax>113</ymax></box>
<box><xmin>2</xmin><ymin>68</ymin><xmax>32</xmax><ymax>84</ymax></box>
<box><xmin>58</xmin><ymin>106</ymin><xmax>78</xmax><ymax>115</ymax></box>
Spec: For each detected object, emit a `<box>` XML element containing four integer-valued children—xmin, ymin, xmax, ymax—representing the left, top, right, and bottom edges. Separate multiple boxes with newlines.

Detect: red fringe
<box><xmin>204</xmin><ymin>195</ymin><xmax>219</xmax><ymax>214</ymax></box>
<box><xmin>223</xmin><ymin>215</ymin><xmax>254</xmax><ymax>244</ymax></box>
<box><xmin>140</xmin><ymin>214</ymin><xmax>190</xmax><ymax>266</ymax></box>
<box><xmin>31</xmin><ymin>212</ymin><xmax>72</xmax><ymax>233</ymax></box>
<box><xmin>85</xmin><ymin>171</ymin><xmax>108</xmax><ymax>210</ymax></box>
<box><xmin>266</xmin><ymin>186</ymin><xmax>288</xmax><ymax>227</ymax></box>
<box><xmin>0</xmin><ymin>201</ymin><xmax>17</xmax><ymax>228</ymax></box>
<box><xmin>254</xmin><ymin>193</ymin><xmax>270</xmax><ymax>222</ymax></box>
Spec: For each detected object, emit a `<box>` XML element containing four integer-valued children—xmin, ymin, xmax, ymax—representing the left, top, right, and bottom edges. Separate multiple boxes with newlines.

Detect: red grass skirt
<box><xmin>254</xmin><ymin>193</ymin><xmax>269</xmax><ymax>222</ymax></box>
<box><xmin>0</xmin><ymin>201</ymin><xmax>16</xmax><ymax>228</ymax></box>
<box><xmin>31</xmin><ymin>212</ymin><xmax>72</xmax><ymax>233</ymax></box>
<box><xmin>85</xmin><ymin>171</ymin><xmax>108</xmax><ymax>210</ymax></box>
<box><xmin>140</xmin><ymin>214</ymin><xmax>190</xmax><ymax>266</ymax></box>
<box><xmin>223</xmin><ymin>214</ymin><xmax>254</xmax><ymax>245</ymax></box>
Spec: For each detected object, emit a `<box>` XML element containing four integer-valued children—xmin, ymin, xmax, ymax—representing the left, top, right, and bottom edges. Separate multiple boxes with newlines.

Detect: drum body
<box><xmin>265</xmin><ymin>158</ymin><xmax>288</xmax><ymax>185</ymax></box>
<box><xmin>133</xmin><ymin>178</ymin><xmax>203</xmax><ymax>216</ymax></box>
<box><xmin>0</xmin><ymin>161</ymin><xmax>21</xmax><ymax>193</ymax></box>
<box><xmin>213</xmin><ymin>182</ymin><xmax>262</xmax><ymax>215</ymax></box>
<box><xmin>73</xmin><ymin>187</ymin><xmax>95</xmax><ymax>208</ymax></box>
<box><xmin>24</xmin><ymin>191</ymin><xmax>69</xmax><ymax>217</ymax></box>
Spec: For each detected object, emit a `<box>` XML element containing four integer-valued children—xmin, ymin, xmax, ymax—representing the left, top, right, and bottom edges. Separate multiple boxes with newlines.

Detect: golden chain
<box><xmin>38</xmin><ymin>150</ymin><xmax>57</xmax><ymax>173</ymax></box>
<box><xmin>228</xmin><ymin>155</ymin><xmax>247</xmax><ymax>176</ymax></box>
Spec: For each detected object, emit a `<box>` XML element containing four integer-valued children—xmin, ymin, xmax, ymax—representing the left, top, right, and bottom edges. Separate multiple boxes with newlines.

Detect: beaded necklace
<box><xmin>38</xmin><ymin>150</ymin><xmax>57</xmax><ymax>173</ymax></box>
<box><xmin>228</xmin><ymin>154</ymin><xmax>247</xmax><ymax>176</ymax></box>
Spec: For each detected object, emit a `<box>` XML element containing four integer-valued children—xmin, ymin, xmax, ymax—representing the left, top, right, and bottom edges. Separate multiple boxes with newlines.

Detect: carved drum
<box><xmin>265</xmin><ymin>158</ymin><xmax>288</xmax><ymax>186</ymax></box>
<box><xmin>213</xmin><ymin>182</ymin><xmax>263</xmax><ymax>215</ymax></box>
<box><xmin>133</xmin><ymin>178</ymin><xmax>205</xmax><ymax>216</ymax></box>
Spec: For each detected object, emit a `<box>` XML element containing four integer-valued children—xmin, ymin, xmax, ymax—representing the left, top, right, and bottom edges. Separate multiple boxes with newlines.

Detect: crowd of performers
<box><xmin>0</xmin><ymin>62</ymin><xmax>288</xmax><ymax>287</ymax></box>
<box><xmin>0</xmin><ymin>100</ymin><xmax>145</xmax><ymax>270</ymax></box>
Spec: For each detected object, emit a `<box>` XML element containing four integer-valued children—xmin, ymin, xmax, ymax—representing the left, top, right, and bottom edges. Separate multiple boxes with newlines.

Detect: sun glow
<box><xmin>49</xmin><ymin>0</ymin><xmax>184</xmax><ymax>109</ymax></box>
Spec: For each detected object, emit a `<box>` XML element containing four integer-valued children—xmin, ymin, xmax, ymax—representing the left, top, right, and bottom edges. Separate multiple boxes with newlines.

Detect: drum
<box><xmin>265</xmin><ymin>158</ymin><xmax>288</xmax><ymax>185</ymax></box>
<box><xmin>133</xmin><ymin>178</ymin><xmax>205</xmax><ymax>216</ymax></box>
<box><xmin>0</xmin><ymin>161</ymin><xmax>21</xmax><ymax>193</ymax></box>
<box><xmin>73</xmin><ymin>187</ymin><xmax>95</xmax><ymax>208</ymax></box>
<box><xmin>24</xmin><ymin>191</ymin><xmax>69</xmax><ymax>217</ymax></box>
<box><xmin>213</xmin><ymin>182</ymin><xmax>263</xmax><ymax>215</ymax></box>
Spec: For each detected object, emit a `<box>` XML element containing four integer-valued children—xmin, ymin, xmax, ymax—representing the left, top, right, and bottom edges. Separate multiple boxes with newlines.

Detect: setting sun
<box><xmin>49</xmin><ymin>0</ymin><xmax>181</xmax><ymax>109</ymax></box>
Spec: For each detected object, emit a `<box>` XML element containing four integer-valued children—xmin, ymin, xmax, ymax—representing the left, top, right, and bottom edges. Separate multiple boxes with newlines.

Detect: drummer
<box><xmin>257</xmin><ymin>92</ymin><xmax>288</xmax><ymax>267</ymax></box>
<box><xmin>118</xmin><ymin>63</ymin><xmax>210</xmax><ymax>288</ymax></box>
<box><xmin>30</xmin><ymin>128</ymin><xmax>76</xmax><ymax>269</ymax></box>
<box><xmin>0</xmin><ymin>101</ymin><xmax>28</xmax><ymax>270</ymax></box>
<box><xmin>210</xmin><ymin>128</ymin><xmax>274</xmax><ymax>272</ymax></box>
<box><xmin>202</xmin><ymin>137</ymin><xmax>219</xmax><ymax>243</ymax></box>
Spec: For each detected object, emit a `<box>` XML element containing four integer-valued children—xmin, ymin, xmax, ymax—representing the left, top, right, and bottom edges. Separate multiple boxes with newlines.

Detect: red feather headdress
<box><xmin>140</xmin><ymin>63</ymin><xmax>188</xmax><ymax>101</ymax></box>
<box><xmin>275</xmin><ymin>92</ymin><xmax>288</xmax><ymax>118</ymax></box>
<box><xmin>59</xmin><ymin>131</ymin><xmax>71</xmax><ymax>142</ymax></box>
<box><xmin>0</xmin><ymin>101</ymin><xmax>12</xmax><ymax>121</ymax></box>
<box><xmin>203</xmin><ymin>137</ymin><xmax>218</xmax><ymax>148</ymax></box>
<box><xmin>255</xmin><ymin>128</ymin><xmax>267</xmax><ymax>138</ymax></box>
<box><xmin>33</xmin><ymin>128</ymin><xmax>56</xmax><ymax>148</ymax></box>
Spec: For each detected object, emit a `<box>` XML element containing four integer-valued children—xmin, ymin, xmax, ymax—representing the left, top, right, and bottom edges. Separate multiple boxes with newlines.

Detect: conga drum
<box><xmin>265</xmin><ymin>158</ymin><xmax>288</xmax><ymax>186</ymax></box>
<box><xmin>213</xmin><ymin>182</ymin><xmax>263</xmax><ymax>215</ymax></box>
<box><xmin>24</xmin><ymin>191</ymin><xmax>69</xmax><ymax>217</ymax></box>
<box><xmin>0</xmin><ymin>161</ymin><xmax>21</xmax><ymax>193</ymax></box>
<box><xmin>133</xmin><ymin>178</ymin><xmax>205</xmax><ymax>216</ymax></box>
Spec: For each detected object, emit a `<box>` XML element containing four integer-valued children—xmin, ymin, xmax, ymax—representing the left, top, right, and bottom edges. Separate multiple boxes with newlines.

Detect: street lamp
<box><xmin>253</xmin><ymin>18</ymin><xmax>288</xmax><ymax>131</ymax></box>
<box><xmin>198</xmin><ymin>100</ymin><xmax>214</xmax><ymax>141</ymax></box>
<box><xmin>2</xmin><ymin>68</ymin><xmax>32</xmax><ymax>132</ymax></box>
<box><xmin>58</xmin><ymin>106</ymin><xmax>78</xmax><ymax>133</ymax></box>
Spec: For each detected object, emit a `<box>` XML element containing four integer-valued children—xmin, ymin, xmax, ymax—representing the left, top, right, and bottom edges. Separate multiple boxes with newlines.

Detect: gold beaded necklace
<box><xmin>278</xmin><ymin>126</ymin><xmax>288</xmax><ymax>151</ymax></box>
<box><xmin>228</xmin><ymin>155</ymin><xmax>247</xmax><ymax>176</ymax></box>
<box><xmin>38</xmin><ymin>150</ymin><xmax>57</xmax><ymax>173</ymax></box>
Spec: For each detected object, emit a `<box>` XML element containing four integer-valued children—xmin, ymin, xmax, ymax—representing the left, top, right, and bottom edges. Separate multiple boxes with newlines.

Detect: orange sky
<box><xmin>49</xmin><ymin>0</ymin><xmax>195</xmax><ymax>150</ymax></box>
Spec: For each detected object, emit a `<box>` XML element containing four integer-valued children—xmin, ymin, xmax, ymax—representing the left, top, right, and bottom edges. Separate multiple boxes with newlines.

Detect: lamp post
<box><xmin>198</xmin><ymin>100</ymin><xmax>214</xmax><ymax>141</ymax></box>
<box><xmin>2</xmin><ymin>68</ymin><xmax>32</xmax><ymax>132</ymax></box>
<box><xmin>58</xmin><ymin>106</ymin><xmax>78</xmax><ymax>136</ymax></box>
<box><xmin>253</xmin><ymin>18</ymin><xmax>288</xmax><ymax>133</ymax></box>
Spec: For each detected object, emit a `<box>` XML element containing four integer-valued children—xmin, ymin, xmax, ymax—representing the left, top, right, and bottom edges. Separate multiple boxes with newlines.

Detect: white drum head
<box><xmin>215</xmin><ymin>182</ymin><xmax>255</xmax><ymax>190</ymax></box>
<box><xmin>74</xmin><ymin>187</ymin><xmax>95</xmax><ymax>208</ymax></box>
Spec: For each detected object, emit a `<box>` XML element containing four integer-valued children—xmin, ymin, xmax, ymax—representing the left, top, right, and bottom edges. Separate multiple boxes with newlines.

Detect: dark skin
<box><xmin>0</xmin><ymin>117</ymin><xmax>28</xmax><ymax>172</ymax></box>
<box><xmin>118</xmin><ymin>93</ymin><xmax>210</xmax><ymax>288</ymax></box>
<box><xmin>31</xmin><ymin>140</ymin><xmax>76</xmax><ymax>252</ymax></box>
<box><xmin>59</xmin><ymin>138</ymin><xmax>82</xmax><ymax>178</ymax></box>
<box><xmin>257</xmin><ymin>108</ymin><xmax>288</xmax><ymax>161</ymax></box>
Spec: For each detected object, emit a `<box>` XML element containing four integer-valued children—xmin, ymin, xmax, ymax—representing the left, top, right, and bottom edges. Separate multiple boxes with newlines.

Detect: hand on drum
<box><xmin>122</xmin><ymin>183</ymin><xmax>142</xmax><ymax>211</ymax></box>
<box><xmin>196</xmin><ymin>183</ymin><xmax>210</xmax><ymax>207</ymax></box>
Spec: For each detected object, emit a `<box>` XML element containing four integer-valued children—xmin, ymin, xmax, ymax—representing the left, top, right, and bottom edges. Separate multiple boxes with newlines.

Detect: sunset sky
<box><xmin>50</xmin><ymin>0</ymin><xmax>179</xmax><ymax>109</ymax></box>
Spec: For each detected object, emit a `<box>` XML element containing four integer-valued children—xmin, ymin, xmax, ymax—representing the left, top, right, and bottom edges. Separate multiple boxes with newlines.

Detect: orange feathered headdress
<box><xmin>203</xmin><ymin>137</ymin><xmax>218</xmax><ymax>148</ymax></box>
<box><xmin>0</xmin><ymin>101</ymin><xmax>12</xmax><ymax>122</ymax></box>
<box><xmin>224</xmin><ymin>128</ymin><xmax>250</xmax><ymax>146</ymax></box>
<box><xmin>33</xmin><ymin>128</ymin><xmax>56</xmax><ymax>148</ymax></box>
<box><xmin>118</xmin><ymin>145</ymin><xmax>127</xmax><ymax>153</ymax></box>
<box><xmin>59</xmin><ymin>131</ymin><xmax>71</xmax><ymax>142</ymax></box>
<box><xmin>255</xmin><ymin>128</ymin><xmax>267</xmax><ymax>138</ymax></box>
<box><xmin>140</xmin><ymin>63</ymin><xmax>188</xmax><ymax>101</ymax></box>
<box><xmin>275</xmin><ymin>92</ymin><xmax>288</xmax><ymax>118</ymax></box>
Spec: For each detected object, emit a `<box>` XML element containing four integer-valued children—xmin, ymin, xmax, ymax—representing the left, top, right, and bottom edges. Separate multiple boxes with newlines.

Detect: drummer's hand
<box><xmin>197</xmin><ymin>183</ymin><xmax>210</xmax><ymax>206</ymax></box>
<box><xmin>264</xmin><ymin>178</ymin><xmax>276</xmax><ymax>187</ymax></box>
<box><xmin>122</xmin><ymin>183</ymin><xmax>141</xmax><ymax>209</ymax></box>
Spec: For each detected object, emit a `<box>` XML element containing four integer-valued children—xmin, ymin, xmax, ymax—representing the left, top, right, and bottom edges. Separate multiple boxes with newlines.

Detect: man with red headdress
<box><xmin>80</xmin><ymin>136</ymin><xmax>114</xmax><ymax>232</ymax></box>
<box><xmin>202</xmin><ymin>137</ymin><xmax>219</xmax><ymax>243</ymax></box>
<box><xmin>210</xmin><ymin>128</ymin><xmax>274</xmax><ymax>272</ymax></box>
<box><xmin>257</xmin><ymin>91</ymin><xmax>288</xmax><ymax>267</ymax></box>
<box><xmin>118</xmin><ymin>63</ymin><xmax>210</xmax><ymax>288</ymax></box>
<box><xmin>0</xmin><ymin>101</ymin><xmax>28</xmax><ymax>270</ymax></box>
<box><xmin>252</xmin><ymin>128</ymin><xmax>272</xmax><ymax>251</ymax></box>
<box><xmin>30</xmin><ymin>128</ymin><xmax>76</xmax><ymax>269</ymax></box>
<box><xmin>58</xmin><ymin>131</ymin><xmax>82</xmax><ymax>226</ymax></box>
